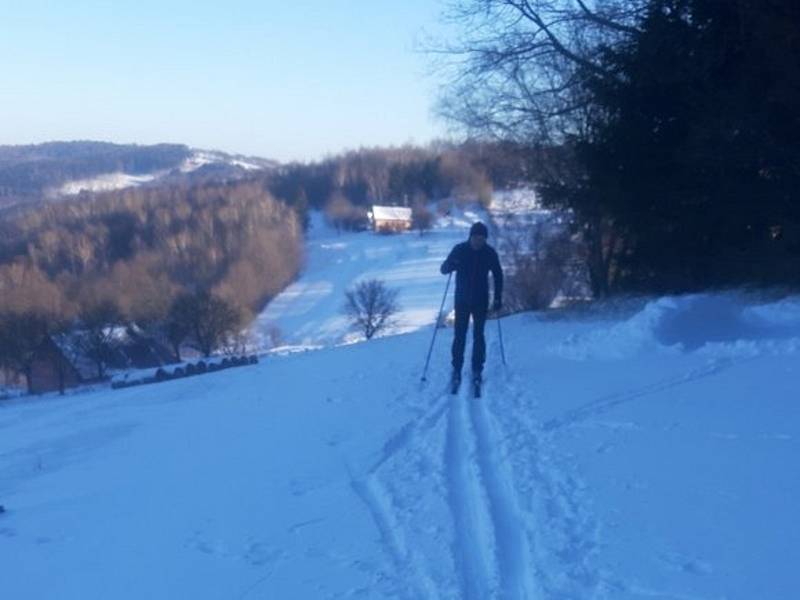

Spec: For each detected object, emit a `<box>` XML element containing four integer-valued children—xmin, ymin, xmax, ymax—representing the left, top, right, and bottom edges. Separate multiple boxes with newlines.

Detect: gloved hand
<box><xmin>492</xmin><ymin>299</ymin><xmax>502</xmax><ymax>313</ymax></box>
<box><xmin>442</xmin><ymin>257</ymin><xmax>460</xmax><ymax>274</ymax></box>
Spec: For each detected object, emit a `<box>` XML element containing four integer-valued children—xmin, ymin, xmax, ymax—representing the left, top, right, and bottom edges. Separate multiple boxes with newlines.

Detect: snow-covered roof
<box><xmin>372</xmin><ymin>205</ymin><xmax>412</xmax><ymax>222</ymax></box>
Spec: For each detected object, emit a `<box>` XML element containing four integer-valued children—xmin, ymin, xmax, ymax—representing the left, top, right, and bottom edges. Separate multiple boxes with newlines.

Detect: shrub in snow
<box><xmin>501</xmin><ymin>216</ymin><xmax>587</xmax><ymax>311</ymax></box>
<box><xmin>325</xmin><ymin>192</ymin><xmax>369</xmax><ymax>232</ymax></box>
<box><xmin>195</xmin><ymin>361</ymin><xmax>207</xmax><ymax>373</ymax></box>
<box><xmin>411</xmin><ymin>202</ymin><xmax>434</xmax><ymax>236</ymax></box>
<box><xmin>185</xmin><ymin>363</ymin><xmax>197</xmax><ymax>376</ymax></box>
<box><xmin>343</xmin><ymin>279</ymin><xmax>400</xmax><ymax>340</ymax></box>
<box><xmin>172</xmin><ymin>367</ymin><xmax>185</xmax><ymax>378</ymax></box>
<box><xmin>155</xmin><ymin>368</ymin><xmax>170</xmax><ymax>381</ymax></box>
<box><xmin>248</xmin><ymin>355</ymin><xmax>258</xmax><ymax>364</ymax></box>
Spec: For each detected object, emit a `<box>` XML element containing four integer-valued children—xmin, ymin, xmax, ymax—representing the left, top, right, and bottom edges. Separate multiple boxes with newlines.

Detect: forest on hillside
<box><xmin>0</xmin><ymin>181</ymin><xmax>302</xmax><ymax>324</ymax></box>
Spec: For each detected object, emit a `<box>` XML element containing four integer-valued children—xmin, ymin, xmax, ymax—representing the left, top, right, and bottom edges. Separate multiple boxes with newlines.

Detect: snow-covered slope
<box><xmin>49</xmin><ymin>149</ymin><xmax>275</xmax><ymax>197</ymax></box>
<box><xmin>1</xmin><ymin>291</ymin><xmax>799</xmax><ymax>599</ymax></box>
<box><xmin>55</xmin><ymin>171</ymin><xmax>162</xmax><ymax>195</ymax></box>
<box><xmin>250</xmin><ymin>209</ymin><xmax>483</xmax><ymax>349</ymax></box>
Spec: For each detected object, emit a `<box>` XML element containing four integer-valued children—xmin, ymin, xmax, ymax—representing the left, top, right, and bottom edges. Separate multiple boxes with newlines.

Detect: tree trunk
<box><xmin>24</xmin><ymin>366</ymin><xmax>33</xmax><ymax>395</ymax></box>
<box><xmin>584</xmin><ymin>218</ymin><xmax>610</xmax><ymax>297</ymax></box>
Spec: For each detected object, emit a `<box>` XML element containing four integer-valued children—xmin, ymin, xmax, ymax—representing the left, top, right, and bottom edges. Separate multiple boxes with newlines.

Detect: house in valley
<box><xmin>370</xmin><ymin>205</ymin><xmax>412</xmax><ymax>233</ymax></box>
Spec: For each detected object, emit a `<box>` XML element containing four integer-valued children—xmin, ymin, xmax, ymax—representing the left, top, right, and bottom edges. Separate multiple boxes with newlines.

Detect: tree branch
<box><xmin>574</xmin><ymin>0</ymin><xmax>641</xmax><ymax>35</ymax></box>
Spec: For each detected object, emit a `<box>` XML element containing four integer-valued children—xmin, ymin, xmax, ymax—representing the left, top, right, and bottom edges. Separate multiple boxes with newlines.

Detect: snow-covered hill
<box><xmin>1</xmin><ymin>292</ymin><xmax>798</xmax><ymax>599</ymax></box>
<box><xmin>49</xmin><ymin>148</ymin><xmax>276</xmax><ymax>198</ymax></box>
<box><xmin>2</xmin><ymin>198</ymin><xmax>799</xmax><ymax>599</ymax></box>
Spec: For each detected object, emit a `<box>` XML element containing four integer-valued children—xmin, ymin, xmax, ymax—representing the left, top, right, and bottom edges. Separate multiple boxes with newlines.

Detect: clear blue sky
<box><xmin>1</xmin><ymin>0</ymin><xmax>451</xmax><ymax>162</ymax></box>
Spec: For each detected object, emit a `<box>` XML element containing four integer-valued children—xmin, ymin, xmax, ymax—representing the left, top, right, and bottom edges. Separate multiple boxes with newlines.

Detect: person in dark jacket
<box><xmin>440</xmin><ymin>221</ymin><xmax>503</xmax><ymax>385</ymax></box>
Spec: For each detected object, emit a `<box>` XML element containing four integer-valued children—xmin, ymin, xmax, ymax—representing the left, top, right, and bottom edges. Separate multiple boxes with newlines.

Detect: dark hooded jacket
<box><xmin>440</xmin><ymin>241</ymin><xmax>503</xmax><ymax>309</ymax></box>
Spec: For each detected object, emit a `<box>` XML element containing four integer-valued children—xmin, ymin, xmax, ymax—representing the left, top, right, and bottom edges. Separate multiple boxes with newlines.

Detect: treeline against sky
<box><xmin>0</xmin><ymin>181</ymin><xmax>302</xmax><ymax>324</ymax></box>
<box><xmin>266</xmin><ymin>141</ymin><xmax>537</xmax><ymax>219</ymax></box>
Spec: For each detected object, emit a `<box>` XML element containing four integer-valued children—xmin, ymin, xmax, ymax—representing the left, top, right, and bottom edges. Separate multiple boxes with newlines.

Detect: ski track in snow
<box><xmin>350</xmin><ymin>387</ymin><xmax>450</xmax><ymax>599</ymax></box>
<box><xmin>444</xmin><ymin>388</ymin><xmax>497</xmax><ymax>599</ymax></box>
<box><xmin>353</xmin><ymin>354</ymin><xmax>556</xmax><ymax>599</ymax></box>
<box><xmin>350</xmin><ymin>476</ymin><xmax>435</xmax><ymax>600</ymax></box>
<box><xmin>468</xmin><ymin>384</ymin><xmax>537</xmax><ymax>599</ymax></box>
<box><xmin>345</xmin><ymin>326</ymin><xmax>606</xmax><ymax>600</ymax></box>
<box><xmin>478</xmin><ymin>335</ymin><xmax>604</xmax><ymax>598</ymax></box>
<box><xmin>542</xmin><ymin>357</ymin><xmax>739</xmax><ymax>432</ymax></box>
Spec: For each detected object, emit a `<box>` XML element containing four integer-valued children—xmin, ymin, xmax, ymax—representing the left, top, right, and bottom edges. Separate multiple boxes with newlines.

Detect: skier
<box><xmin>440</xmin><ymin>221</ymin><xmax>503</xmax><ymax>394</ymax></box>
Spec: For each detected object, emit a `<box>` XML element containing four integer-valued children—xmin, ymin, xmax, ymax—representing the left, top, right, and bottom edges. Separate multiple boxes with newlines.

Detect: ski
<box><xmin>472</xmin><ymin>375</ymin><xmax>482</xmax><ymax>398</ymax></box>
<box><xmin>450</xmin><ymin>372</ymin><xmax>462</xmax><ymax>395</ymax></box>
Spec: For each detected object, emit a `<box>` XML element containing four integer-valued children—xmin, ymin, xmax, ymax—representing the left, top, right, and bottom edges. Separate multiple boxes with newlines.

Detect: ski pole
<box><xmin>496</xmin><ymin>314</ymin><xmax>507</xmax><ymax>366</ymax></box>
<box><xmin>421</xmin><ymin>272</ymin><xmax>452</xmax><ymax>382</ymax></box>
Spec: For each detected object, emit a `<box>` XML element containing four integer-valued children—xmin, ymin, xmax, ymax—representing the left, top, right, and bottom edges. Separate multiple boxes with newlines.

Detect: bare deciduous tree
<box><xmin>343</xmin><ymin>279</ymin><xmax>400</xmax><ymax>340</ymax></box>
<box><xmin>325</xmin><ymin>191</ymin><xmax>368</xmax><ymax>233</ymax></box>
<box><xmin>432</xmin><ymin>0</ymin><xmax>646</xmax><ymax>142</ymax></box>
<box><xmin>500</xmin><ymin>214</ymin><xmax>587</xmax><ymax>311</ymax></box>
<box><xmin>75</xmin><ymin>299</ymin><xmax>125</xmax><ymax>379</ymax></box>
<box><xmin>163</xmin><ymin>295</ymin><xmax>194</xmax><ymax>361</ymax></box>
<box><xmin>431</xmin><ymin>1</ymin><xmax>646</xmax><ymax>297</ymax></box>
<box><xmin>411</xmin><ymin>202</ymin><xmax>434</xmax><ymax>236</ymax></box>
<box><xmin>169</xmin><ymin>290</ymin><xmax>243</xmax><ymax>358</ymax></box>
<box><xmin>325</xmin><ymin>191</ymin><xmax>353</xmax><ymax>234</ymax></box>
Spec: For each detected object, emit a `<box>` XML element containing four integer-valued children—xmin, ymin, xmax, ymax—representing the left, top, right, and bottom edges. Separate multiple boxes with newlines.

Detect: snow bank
<box><xmin>548</xmin><ymin>292</ymin><xmax>800</xmax><ymax>360</ymax></box>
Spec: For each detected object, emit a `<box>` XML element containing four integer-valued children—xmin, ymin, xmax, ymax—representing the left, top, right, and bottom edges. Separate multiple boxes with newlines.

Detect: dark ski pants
<box><xmin>452</xmin><ymin>304</ymin><xmax>487</xmax><ymax>375</ymax></box>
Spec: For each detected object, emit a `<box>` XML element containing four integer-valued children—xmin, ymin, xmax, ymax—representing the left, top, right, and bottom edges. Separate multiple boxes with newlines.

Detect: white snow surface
<box><xmin>53</xmin><ymin>171</ymin><xmax>160</xmax><ymax>196</ymax></box>
<box><xmin>2</xmin><ymin>205</ymin><xmax>799</xmax><ymax>598</ymax></box>
<box><xmin>50</xmin><ymin>150</ymin><xmax>269</xmax><ymax>197</ymax></box>
<box><xmin>180</xmin><ymin>150</ymin><xmax>265</xmax><ymax>173</ymax></box>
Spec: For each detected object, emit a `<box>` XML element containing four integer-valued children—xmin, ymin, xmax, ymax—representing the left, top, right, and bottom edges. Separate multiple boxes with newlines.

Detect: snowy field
<box><xmin>1</xmin><ymin>199</ymin><xmax>799</xmax><ymax>599</ymax></box>
<box><xmin>2</xmin><ymin>292</ymin><xmax>799</xmax><ymax>598</ymax></box>
<box><xmin>249</xmin><ymin>209</ymin><xmax>482</xmax><ymax>349</ymax></box>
